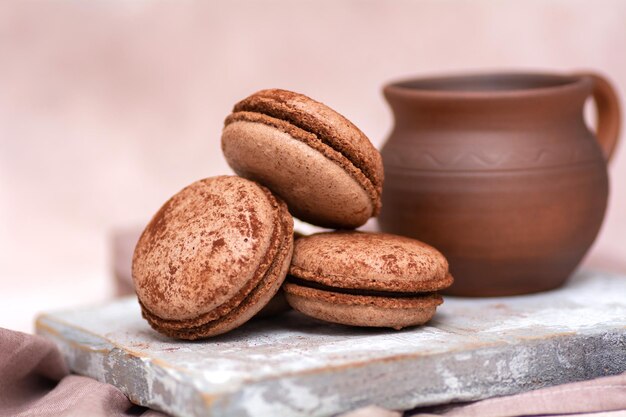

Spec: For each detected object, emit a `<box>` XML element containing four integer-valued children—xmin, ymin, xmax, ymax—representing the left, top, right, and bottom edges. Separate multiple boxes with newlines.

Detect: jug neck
<box><xmin>384</xmin><ymin>73</ymin><xmax>592</xmax><ymax>129</ymax></box>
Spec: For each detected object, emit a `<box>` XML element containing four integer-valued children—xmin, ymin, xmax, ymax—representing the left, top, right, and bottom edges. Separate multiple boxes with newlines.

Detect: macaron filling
<box><xmin>286</xmin><ymin>276</ymin><xmax>440</xmax><ymax>299</ymax></box>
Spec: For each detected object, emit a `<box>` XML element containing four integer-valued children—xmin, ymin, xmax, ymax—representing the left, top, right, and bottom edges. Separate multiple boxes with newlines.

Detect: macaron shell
<box><xmin>142</xmin><ymin>211</ymin><xmax>293</xmax><ymax>339</ymax></box>
<box><xmin>132</xmin><ymin>176</ymin><xmax>280</xmax><ymax>321</ymax></box>
<box><xmin>232</xmin><ymin>89</ymin><xmax>384</xmax><ymax>194</ymax></box>
<box><xmin>283</xmin><ymin>282</ymin><xmax>442</xmax><ymax>330</ymax></box>
<box><xmin>138</xmin><ymin>193</ymin><xmax>291</xmax><ymax>332</ymax></box>
<box><xmin>290</xmin><ymin>232</ymin><xmax>452</xmax><ymax>293</ymax></box>
<box><xmin>222</xmin><ymin>119</ymin><xmax>374</xmax><ymax>228</ymax></box>
<box><xmin>225</xmin><ymin>110</ymin><xmax>381</xmax><ymax>216</ymax></box>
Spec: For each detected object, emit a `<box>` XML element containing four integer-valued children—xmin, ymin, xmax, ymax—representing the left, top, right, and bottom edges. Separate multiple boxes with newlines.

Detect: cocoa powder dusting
<box><xmin>131</xmin><ymin>176</ymin><xmax>281</xmax><ymax>322</ymax></box>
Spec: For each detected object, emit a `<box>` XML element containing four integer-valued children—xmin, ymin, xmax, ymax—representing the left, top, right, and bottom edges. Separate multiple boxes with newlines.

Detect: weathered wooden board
<box><xmin>36</xmin><ymin>270</ymin><xmax>626</xmax><ymax>417</ymax></box>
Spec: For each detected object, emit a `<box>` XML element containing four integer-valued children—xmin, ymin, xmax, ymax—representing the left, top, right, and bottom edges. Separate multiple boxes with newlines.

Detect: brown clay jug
<box><xmin>379</xmin><ymin>72</ymin><xmax>621</xmax><ymax>296</ymax></box>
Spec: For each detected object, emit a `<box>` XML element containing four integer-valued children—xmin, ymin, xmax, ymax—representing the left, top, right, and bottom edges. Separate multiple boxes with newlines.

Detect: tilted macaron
<box><xmin>132</xmin><ymin>176</ymin><xmax>293</xmax><ymax>339</ymax></box>
<box><xmin>283</xmin><ymin>232</ymin><xmax>453</xmax><ymax>329</ymax></box>
<box><xmin>221</xmin><ymin>89</ymin><xmax>384</xmax><ymax>229</ymax></box>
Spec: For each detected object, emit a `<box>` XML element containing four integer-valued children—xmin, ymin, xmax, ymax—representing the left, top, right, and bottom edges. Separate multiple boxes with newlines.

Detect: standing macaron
<box><xmin>283</xmin><ymin>232</ymin><xmax>453</xmax><ymax>329</ymax></box>
<box><xmin>221</xmin><ymin>89</ymin><xmax>383</xmax><ymax>229</ymax></box>
<box><xmin>132</xmin><ymin>176</ymin><xmax>293</xmax><ymax>339</ymax></box>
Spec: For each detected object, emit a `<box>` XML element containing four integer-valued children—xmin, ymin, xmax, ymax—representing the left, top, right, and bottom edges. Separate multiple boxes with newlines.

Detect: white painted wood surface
<box><xmin>36</xmin><ymin>270</ymin><xmax>626</xmax><ymax>417</ymax></box>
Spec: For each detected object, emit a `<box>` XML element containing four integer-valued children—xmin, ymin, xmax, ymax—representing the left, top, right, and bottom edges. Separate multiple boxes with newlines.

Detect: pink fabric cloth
<box><xmin>433</xmin><ymin>374</ymin><xmax>626</xmax><ymax>416</ymax></box>
<box><xmin>338</xmin><ymin>374</ymin><xmax>626</xmax><ymax>417</ymax></box>
<box><xmin>0</xmin><ymin>328</ymin><xmax>167</xmax><ymax>417</ymax></box>
<box><xmin>408</xmin><ymin>373</ymin><xmax>626</xmax><ymax>417</ymax></box>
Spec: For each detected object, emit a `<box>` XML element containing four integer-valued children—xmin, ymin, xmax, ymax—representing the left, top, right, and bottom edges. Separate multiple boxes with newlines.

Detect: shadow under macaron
<box><xmin>156</xmin><ymin>311</ymin><xmax>397</xmax><ymax>344</ymax></box>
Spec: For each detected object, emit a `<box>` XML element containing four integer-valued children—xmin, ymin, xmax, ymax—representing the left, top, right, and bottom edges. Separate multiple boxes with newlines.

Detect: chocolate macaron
<box><xmin>132</xmin><ymin>176</ymin><xmax>293</xmax><ymax>339</ymax></box>
<box><xmin>221</xmin><ymin>89</ymin><xmax>384</xmax><ymax>229</ymax></box>
<box><xmin>283</xmin><ymin>232</ymin><xmax>453</xmax><ymax>329</ymax></box>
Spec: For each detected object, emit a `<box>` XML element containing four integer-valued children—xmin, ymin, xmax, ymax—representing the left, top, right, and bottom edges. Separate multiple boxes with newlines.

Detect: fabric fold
<box><xmin>0</xmin><ymin>328</ymin><xmax>167</xmax><ymax>417</ymax></box>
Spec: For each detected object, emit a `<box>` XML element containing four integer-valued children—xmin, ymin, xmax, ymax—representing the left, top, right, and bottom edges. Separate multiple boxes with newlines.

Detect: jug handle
<box><xmin>577</xmin><ymin>72</ymin><xmax>621</xmax><ymax>161</ymax></box>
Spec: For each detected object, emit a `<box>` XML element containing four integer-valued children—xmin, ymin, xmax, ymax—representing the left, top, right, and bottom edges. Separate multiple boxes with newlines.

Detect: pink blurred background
<box><xmin>1</xmin><ymin>0</ymin><xmax>625</xmax><ymax>332</ymax></box>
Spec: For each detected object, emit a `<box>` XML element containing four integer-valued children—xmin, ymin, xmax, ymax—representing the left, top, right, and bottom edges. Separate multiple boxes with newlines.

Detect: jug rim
<box><xmin>384</xmin><ymin>72</ymin><xmax>592</xmax><ymax>99</ymax></box>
